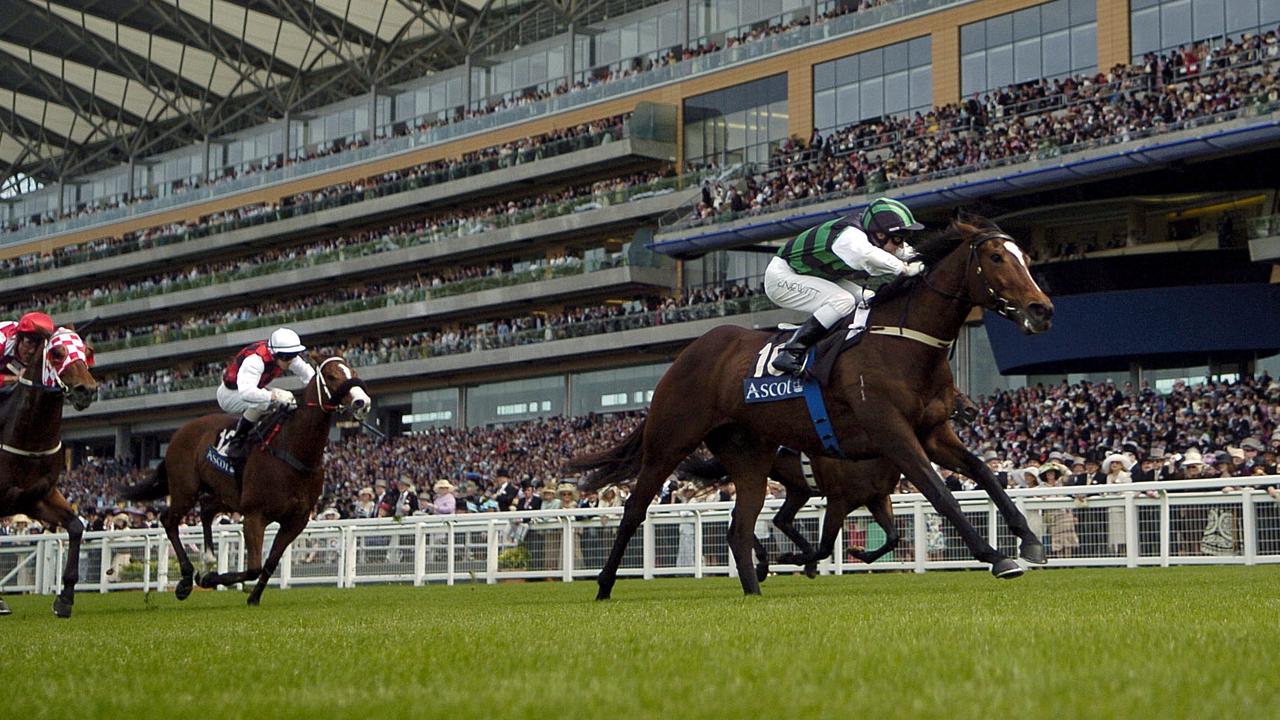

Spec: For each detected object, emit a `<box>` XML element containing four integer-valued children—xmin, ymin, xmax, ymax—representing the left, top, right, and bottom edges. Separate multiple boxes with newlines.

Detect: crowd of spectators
<box><xmin>688</xmin><ymin>29</ymin><xmax>1280</xmax><ymax>224</ymax></box>
<box><xmin>0</xmin><ymin>115</ymin><xmax>629</xmax><ymax>279</ymax></box>
<box><xmin>92</xmin><ymin>280</ymin><xmax>768</xmax><ymax>397</ymax></box>
<box><xmin>2</xmin><ymin>168</ymin><xmax>674</xmax><ymax>320</ymax></box>
<box><xmin>12</xmin><ymin>373</ymin><xmax>1267</xmax><ymax>534</ymax></box>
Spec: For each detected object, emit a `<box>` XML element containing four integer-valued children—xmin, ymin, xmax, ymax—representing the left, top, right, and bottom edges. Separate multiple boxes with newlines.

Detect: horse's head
<box><xmin>46</xmin><ymin>328</ymin><xmax>98</xmax><ymax>410</ymax></box>
<box><xmin>952</xmin><ymin>217</ymin><xmax>1054</xmax><ymax>334</ymax></box>
<box><xmin>309</xmin><ymin>355</ymin><xmax>372</xmax><ymax>420</ymax></box>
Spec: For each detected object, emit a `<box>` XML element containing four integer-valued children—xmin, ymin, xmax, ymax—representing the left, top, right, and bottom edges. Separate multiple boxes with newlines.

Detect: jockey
<box><xmin>215</xmin><ymin>327</ymin><xmax>315</xmax><ymax>456</ymax></box>
<box><xmin>764</xmin><ymin>198</ymin><xmax>927</xmax><ymax>375</ymax></box>
<box><xmin>0</xmin><ymin>312</ymin><xmax>56</xmax><ymax>387</ymax></box>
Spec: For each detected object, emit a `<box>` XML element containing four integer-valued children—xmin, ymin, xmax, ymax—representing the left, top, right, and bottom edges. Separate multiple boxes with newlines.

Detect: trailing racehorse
<box><xmin>122</xmin><ymin>355</ymin><xmax>371</xmax><ymax>606</ymax></box>
<box><xmin>0</xmin><ymin>329</ymin><xmax>99</xmax><ymax>618</ymax></box>
<box><xmin>680</xmin><ymin>451</ymin><xmax>900</xmax><ymax>579</ymax></box>
<box><xmin>572</xmin><ymin>216</ymin><xmax>1053</xmax><ymax>598</ymax></box>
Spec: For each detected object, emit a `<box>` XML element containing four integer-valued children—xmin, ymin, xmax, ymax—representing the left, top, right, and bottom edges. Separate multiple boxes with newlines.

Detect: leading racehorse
<box><xmin>123</xmin><ymin>355</ymin><xmax>370</xmax><ymax>606</ymax></box>
<box><xmin>573</xmin><ymin>216</ymin><xmax>1053</xmax><ymax>598</ymax></box>
<box><xmin>0</xmin><ymin>329</ymin><xmax>98</xmax><ymax>618</ymax></box>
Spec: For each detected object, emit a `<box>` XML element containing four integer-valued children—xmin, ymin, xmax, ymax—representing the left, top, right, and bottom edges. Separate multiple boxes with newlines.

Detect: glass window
<box><xmin>659</xmin><ymin>10</ymin><xmax>679</xmax><ymax>48</ymax></box>
<box><xmin>988</xmin><ymin>44</ymin><xmax>1014</xmax><ymax>89</ymax></box>
<box><xmin>1161</xmin><ymin>0</ymin><xmax>1194</xmax><ymax>50</ymax></box>
<box><xmin>1225</xmin><ymin>0</ymin><xmax>1260</xmax><ymax>31</ymax></box>
<box><xmin>1043</xmin><ymin>29</ymin><xmax>1072</xmax><ymax>77</ymax></box>
<box><xmin>960</xmin><ymin>22</ymin><xmax>984</xmax><ymax>52</ymax></box>
<box><xmin>1264</xmin><ymin>0</ymin><xmax>1280</xmax><ymax>24</ymax></box>
<box><xmin>1015</xmin><ymin>38</ymin><xmax>1043</xmax><ymax>82</ymax></box>
<box><xmin>639</xmin><ymin>18</ymin><xmax>658</xmax><ymax>54</ymax></box>
<box><xmin>1132</xmin><ymin>7</ymin><xmax>1162</xmax><ymax>54</ymax></box>
<box><xmin>1070</xmin><ymin>25</ymin><xmax>1096</xmax><ymax>71</ymax></box>
<box><xmin>961</xmin><ymin>2</ymin><xmax>1096</xmax><ymax>95</ymax></box>
<box><xmin>1193</xmin><ymin>0</ymin><xmax>1226</xmax><ymax>40</ymax></box>
<box><xmin>1069</xmin><ymin>0</ymin><xmax>1096</xmax><ymax>23</ymax></box>
<box><xmin>569</xmin><ymin>364</ymin><xmax>670</xmax><ymax>416</ymax></box>
<box><xmin>1042</xmin><ymin>0</ymin><xmax>1070</xmax><ymax>32</ymax></box>
<box><xmin>987</xmin><ymin>14</ymin><xmax>1013</xmax><ymax>46</ymax></box>
<box><xmin>466</xmin><ymin>376</ymin><xmax>564</xmax><ymax>427</ymax></box>
<box><xmin>1014</xmin><ymin>7</ymin><xmax>1041</xmax><ymax>41</ymax></box>
<box><xmin>684</xmin><ymin>74</ymin><xmax>788</xmax><ymax>165</ymax></box>
<box><xmin>961</xmin><ymin>52</ymin><xmax>987</xmax><ymax>97</ymax></box>
<box><xmin>811</xmin><ymin>37</ymin><xmax>930</xmax><ymax>131</ymax></box>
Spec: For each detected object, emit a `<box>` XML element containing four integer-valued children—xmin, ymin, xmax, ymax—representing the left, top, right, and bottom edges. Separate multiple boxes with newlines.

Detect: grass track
<box><xmin>2</xmin><ymin>566</ymin><xmax>1277</xmax><ymax>720</ymax></box>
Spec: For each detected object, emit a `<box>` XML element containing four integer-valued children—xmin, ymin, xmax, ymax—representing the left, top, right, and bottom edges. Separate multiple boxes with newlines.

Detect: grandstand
<box><xmin>1</xmin><ymin>0</ymin><xmax>1278</xmax><ymax>483</ymax></box>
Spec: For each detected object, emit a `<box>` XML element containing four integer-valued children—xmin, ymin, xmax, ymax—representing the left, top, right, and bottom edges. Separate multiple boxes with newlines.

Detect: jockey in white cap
<box><xmin>214</xmin><ymin>327</ymin><xmax>316</xmax><ymax>456</ymax></box>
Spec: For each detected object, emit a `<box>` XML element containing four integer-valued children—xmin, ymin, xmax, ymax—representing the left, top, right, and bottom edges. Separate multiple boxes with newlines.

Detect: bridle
<box><xmin>306</xmin><ymin>356</ymin><xmax>366</xmax><ymax>414</ymax></box>
<box><xmin>920</xmin><ymin>230</ymin><xmax>1024</xmax><ymax>320</ymax></box>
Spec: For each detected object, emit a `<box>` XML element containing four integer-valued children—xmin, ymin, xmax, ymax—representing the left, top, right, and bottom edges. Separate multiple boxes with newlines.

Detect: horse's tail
<box><xmin>569</xmin><ymin>420</ymin><xmax>647</xmax><ymax>492</ymax></box>
<box><xmin>676</xmin><ymin>455</ymin><xmax>728</xmax><ymax>487</ymax></box>
<box><xmin>120</xmin><ymin>461</ymin><xmax>169</xmax><ymax>502</ymax></box>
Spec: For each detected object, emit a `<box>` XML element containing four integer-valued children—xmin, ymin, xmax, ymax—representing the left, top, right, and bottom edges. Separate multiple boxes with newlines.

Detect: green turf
<box><xmin>1</xmin><ymin>567</ymin><xmax>1277</xmax><ymax>720</ymax></box>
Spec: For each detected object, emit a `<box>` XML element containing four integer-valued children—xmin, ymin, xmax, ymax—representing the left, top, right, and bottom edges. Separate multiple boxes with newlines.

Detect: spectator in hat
<box><xmin>431</xmin><ymin>479</ymin><xmax>456</xmax><ymax>515</ymax></box>
<box><xmin>353</xmin><ymin>487</ymin><xmax>377</xmax><ymax>519</ymax></box>
<box><xmin>394</xmin><ymin>477</ymin><xmax>419</xmax><ymax>518</ymax></box>
<box><xmin>375</xmin><ymin>479</ymin><xmax>397</xmax><ymax>518</ymax></box>
<box><xmin>493</xmin><ymin>468</ymin><xmax>519</xmax><ymax>512</ymax></box>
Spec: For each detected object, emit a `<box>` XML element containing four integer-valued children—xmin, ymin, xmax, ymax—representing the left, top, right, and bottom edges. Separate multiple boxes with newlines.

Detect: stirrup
<box><xmin>771</xmin><ymin>348</ymin><xmax>807</xmax><ymax>375</ymax></box>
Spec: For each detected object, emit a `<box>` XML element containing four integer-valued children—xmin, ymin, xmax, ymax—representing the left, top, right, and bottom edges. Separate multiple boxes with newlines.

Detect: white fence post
<box><xmin>988</xmin><ymin>504</ymin><xmax>999</xmax><ymax>550</ymax></box>
<box><xmin>414</xmin><ymin>523</ymin><xmax>427</xmax><ymax>587</ymax></box>
<box><xmin>486</xmin><ymin>520</ymin><xmax>499</xmax><ymax>585</ymax></box>
<box><xmin>99</xmin><ymin>535</ymin><xmax>111</xmax><ymax>593</ymax></box>
<box><xmin>280</xmin><ymin>537</ymin><xmax>292</xmax><ymax>590</ymax></box>
<box><xmin>1159</xmin><ymin>491</ymin><xmax>1170</xmax><ymax>568</ymax></box>
<box><xmin>142</xmin><ymin>535</ymin><xmax>152</xmax><ymax>594</ymax></box>
<box><xmin>912</xmin><ymin>501</ymin><xmax>927</xmax><ymax>574</ymax></box>
<box><xmin>1124</xmin><ymin>493</ymin><xmax>1139</xmax><ymax>568</ymax></box>
<box><xmin>693</xmin><ymin>510</ymin><xmax>704</xmax><ymax>579</ymax></box>
<box><xmin>342</xmin><ymin>526</ymin><xmax>357</xmax><ymax>588</ymax></box>
<box><xmin>642</xmin><ymin>513</ymin><xmax>655</xmax><ymax>580</ymax></box>
<box><xmin>1241</xmin><ymin>489</ymin><xmax>1257</xmax><ymax>566</ymax></box>
<box><xmin>445</xmin><ymin>521</ymin><xmax>456</xmax><ymax>586</ymax></box>
<box><xmin>217</xmin><ymin>531</ymin><xmax>230</xmax><ymax>590</ymax></box>
<box><xmin>158</xmin><ymin>538</ymin><xmax>170</xmax><ymax>592</ymax></box>
<box><xmin>562</xmin><ymin>517</ymin><xmax>574</xmax><ymax>583</ymax></box>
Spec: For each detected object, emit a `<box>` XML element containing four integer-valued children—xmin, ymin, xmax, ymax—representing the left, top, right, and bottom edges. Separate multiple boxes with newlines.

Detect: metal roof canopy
<box><xmin>0</xmin><ymin>0</ymin><xmax>644</xmax><ymax>192</ymax></box>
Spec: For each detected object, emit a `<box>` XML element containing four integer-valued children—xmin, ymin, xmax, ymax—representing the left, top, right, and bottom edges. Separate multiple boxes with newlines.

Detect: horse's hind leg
<box><xmin>31</xmin><ymin>490</ymin><xmax>83</xmax><ymax>618</ymax></box>
<box><xmin>248</xmin><ymin>513</ymin><xmax>308</xmax><ymax>606</ymax></box>
<box><xmin>713</xmin><ymin>441</ymin><xmax>774</xmax><ymax>596</ymax></box>
<box><xmin>200</xmin><ymin>504</ymin><xmax>217</xmax><ymax>567</ymax></box>
<box><xmin>162</xmin><ymin>507</ymin><xmax>197</xmax><ymax>601</ymax></box>
<box><xmin>198</xmin><ymin>514</ymin><xmax>265</xmax><ymax>590</ymax></box>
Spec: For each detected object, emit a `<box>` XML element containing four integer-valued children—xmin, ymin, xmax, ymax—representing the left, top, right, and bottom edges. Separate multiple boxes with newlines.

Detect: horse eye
<box><xmin>989</xmin><ymin>253</ymin><xmax>1004</xmax><ymax>263</ymax></box>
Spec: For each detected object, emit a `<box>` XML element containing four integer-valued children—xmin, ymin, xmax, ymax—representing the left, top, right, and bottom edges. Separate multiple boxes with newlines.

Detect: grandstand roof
<box><xmin>0</xmin><ymin>0</ymin><xmax>624</xmax><ymax>189</ymax></box>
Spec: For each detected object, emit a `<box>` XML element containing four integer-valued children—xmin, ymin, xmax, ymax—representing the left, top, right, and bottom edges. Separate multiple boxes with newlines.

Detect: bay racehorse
<box><xmin>573</xmin><ymin>216</ymin><xmax>1053</xmax><ymax>598</ymax></box>
<box><xmin>122</xmin><ymin>355</ymin><xmax>370</xmax><ymax>606</ymax></box>
<box><xmin>0</xmin><ymin>329</ymin><xmax>98</xmax><ymax>618</ymax></box>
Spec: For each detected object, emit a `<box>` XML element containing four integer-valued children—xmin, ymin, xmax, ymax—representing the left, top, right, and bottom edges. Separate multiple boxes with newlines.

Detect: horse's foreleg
<box><xmin>162</xmin><ymin>508</ymin><xmax>197</xmax><ymax>601</ymax></box>
<box><xmin>925</xmin><ymin>425</ymin><xmax>1046</xmax><ymax>565</ymax></box>
<box><xmin>32</xmin><ymin>490</ymin><xmax>81</xmax><ymax>618</ymax></box>
<box><xmin>248</xmin><ymin>514</ymin><xmax>308</xmax><ymax>606</ymax></box>
<box><xmin>867</xmin><ymin>416</ymin><xmax>1019</xmax><ymax>578</ymax></box>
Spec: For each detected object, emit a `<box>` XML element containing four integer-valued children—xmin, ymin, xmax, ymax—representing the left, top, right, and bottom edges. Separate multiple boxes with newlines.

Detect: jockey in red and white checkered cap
<box><xmin>214</xmin><ymin>327</ymin><xmax>316</xmax><ymax>456</ymax></box>
<box><xmin>0</xmin><ymin>312</ymin><xmax>55</xmax><ymax>387</ymax></box>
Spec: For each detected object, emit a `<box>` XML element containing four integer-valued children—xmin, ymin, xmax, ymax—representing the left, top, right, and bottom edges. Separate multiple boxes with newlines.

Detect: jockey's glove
<box><xmin>902</xmin><ymin>261</ymin><xmax>925</xmax><ymax>277</ymax></box>
<box><xmin>270</xmin><ymin>388</ymin><xmax>297</xmax><ymax>409</ymax></box>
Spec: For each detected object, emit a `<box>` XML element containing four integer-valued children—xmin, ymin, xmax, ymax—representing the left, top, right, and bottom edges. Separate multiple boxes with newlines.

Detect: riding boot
<box><xmin>224</xmin><ymin>417</ymin><xmax>255</xmax><ymax>458</ymax></box>
<box><xmin>771</xmin><ymin>316</ymin><xmax>829</xmax><ymax>375</ymax></box>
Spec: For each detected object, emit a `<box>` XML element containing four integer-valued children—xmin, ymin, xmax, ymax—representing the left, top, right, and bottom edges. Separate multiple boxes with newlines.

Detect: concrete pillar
<box><xmin>932</xmin><ymin>26</ymin><xmax>961</xmax><ymax>107</ymax></box>
<box><xmin>566</xmin><ymin>24</ymin><xmax>576</xmax><ymax>85</ymax></box>
<box><xmin>126</xmin><ymin>156</ymin><xmax>136</xmax><ymax>201</ymax></box>
<box><xmin>114</xmin><ymin>425</ymin><xmax>132</xmax><ymax>462</ymax></box>
<box><xmin>282</xmin><ymin>111</ymin><xmax>292</xmax><ymax>164</ymax></box>
<box><xmin>681</xmin><ymin>0</ymin><xmax>691</xmax><ymax>49</ymax></box>
<box><xmin>464</xmin><ymin>55</ymin><xmax>474</xmax><ymax>110</ymax></box>
<box><xmin>368</xmin><ymin>86</ymin><xmax>379</xmax><ymax>142</ymax></box>
<box><xmin>1097</xmin><ymin>0</ymin><xmax>1132</xmax><ymax>70</ymax></box>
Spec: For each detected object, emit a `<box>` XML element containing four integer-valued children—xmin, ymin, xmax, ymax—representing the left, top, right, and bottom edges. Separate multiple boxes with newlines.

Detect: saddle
<box><xmin>204</xmin><ymin>405</ymin><xmax>294</xmax><ymax>479</ymax></box>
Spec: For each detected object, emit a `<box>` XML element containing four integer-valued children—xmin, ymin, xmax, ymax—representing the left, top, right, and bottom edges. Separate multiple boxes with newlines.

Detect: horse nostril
<box><xmin>1028</xmin><ymin>302</ymin><xmax>1053</xmax><ymax>321</ymax></box>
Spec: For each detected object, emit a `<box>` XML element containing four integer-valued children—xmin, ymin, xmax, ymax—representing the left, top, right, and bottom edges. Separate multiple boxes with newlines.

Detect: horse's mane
<box><xmin>869</xmin><ymin>214</ymin><xmax>1002</xmax><ymax>307</ymax></box>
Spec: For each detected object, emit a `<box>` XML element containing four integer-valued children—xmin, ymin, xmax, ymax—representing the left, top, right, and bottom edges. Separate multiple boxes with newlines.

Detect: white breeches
<box><xmin>764</xmin><ymin>256</ymin><xmax>872</xmax><ymax>327</ymax></box>
<box><xmin>216</xmin><ymin>384</ymin><xmax>270</xmax><ymax>420</ymax></box>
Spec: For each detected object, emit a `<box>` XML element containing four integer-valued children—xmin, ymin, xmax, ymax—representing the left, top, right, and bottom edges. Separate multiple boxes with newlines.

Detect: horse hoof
<box><xmin>595</xmin><ymin>590</ymin><xmax>612</xmax><ymax>601</ymax></box>
<box><xmin>52</xmin><ymin>597</ymin><xmax>73</xmax><ymax>619</ymax></box>
<box><xmin>175</xmin><ymin>577</ymin><xmax>194</xmax><ymax>601</ymax></box>
<box><xmin>755</xmin><ymin>565</ymin><xmax>769</xmax><ymax>583</ymax></box>
<box><xmin>0</xmin><ymin>599</ymin><xmax>12</xmax><ymax>616</ymax></box>
<box><xmin>247</xmin><ymin>596</ymin><xmax>261</xmax><ymax>607</ymax></box>
<box><xmin>991</xmin><ymin>558</ymin><xmax>1024</xmax><ymax>579</ymax></box>
<box><xmin>1020</xmin><ymin>541</ymin><xmax>1048</xmax><ymax>565</ymax></box>
<box><xmin>803</xmin><ymin>564</ymin><xmax>818</xmax><ymax>579</ymax></box>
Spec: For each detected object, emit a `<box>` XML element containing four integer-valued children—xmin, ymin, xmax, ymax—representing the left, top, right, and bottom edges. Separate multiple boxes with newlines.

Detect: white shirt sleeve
<box><xmin>290</xmin><ymin>356</ymin><xmax>316</xmax><ymax>385</ymax></box>
<box><xmin>236</xmin><ymin>354</ymin><xmax>273</xmax><ymax>404</ymax></box>
<box><xmin>830</xmin><ymin>226</ymin><xmax>908</xmax><ymax>277</ymax></box>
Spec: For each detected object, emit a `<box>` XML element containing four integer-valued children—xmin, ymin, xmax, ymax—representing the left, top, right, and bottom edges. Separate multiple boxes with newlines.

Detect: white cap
<box><xmin>268</xmin><ymin>327</ymin><xmax>305</xmax><ymax>355</ymax></box>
